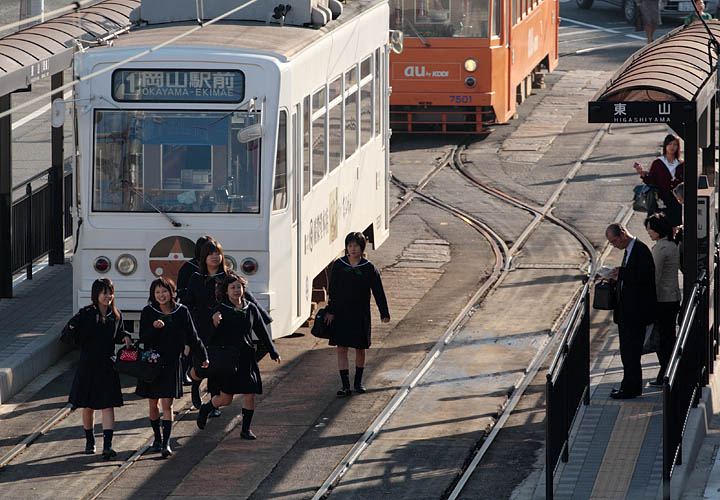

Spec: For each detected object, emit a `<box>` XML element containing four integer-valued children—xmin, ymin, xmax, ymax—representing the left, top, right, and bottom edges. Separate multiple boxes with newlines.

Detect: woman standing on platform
<box><xmin>634</xmin><ymin>134</ymin><xmax>684</xmax><ymax>227</ymax></box>
<box><xmin>196</xmin><ymin>271</ymin><xmax>281</xmax><ymax>438</ymax></box>
<box><xmin>324</xmin><ymin>232</ymin><xmax>390</xmax><ymax>397</ymax></box>
<box><xmin>645</xmin><ymin>213</ymin><xmax>681</xmax><ymax>385</ymax></box>
<box><xmin>136</xmin><ymin>278</ymin><xmax>209</xmax><ymax>457</ymax></box>
<box><xmin>68</xmin><ymin>278</ymin><xmax>132</xmax><ymax>459</ymax></box>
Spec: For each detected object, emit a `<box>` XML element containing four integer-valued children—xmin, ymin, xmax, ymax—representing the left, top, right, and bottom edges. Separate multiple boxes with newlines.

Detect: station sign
<box><xmin>112</xmin><ymin>69</ymin><xmax>244</xmax><ymax>103</ymax></box>
<box><xmin>588</xmin><ymin>101</ymin><xmax>694</xmax><ymax>124</ymax></box>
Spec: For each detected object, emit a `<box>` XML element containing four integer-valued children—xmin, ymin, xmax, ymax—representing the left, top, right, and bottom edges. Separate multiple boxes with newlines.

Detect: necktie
<box><xmin>623</xmin><ymin>249</ymin><xmax>628</xmax><ymax>266</ymax></box>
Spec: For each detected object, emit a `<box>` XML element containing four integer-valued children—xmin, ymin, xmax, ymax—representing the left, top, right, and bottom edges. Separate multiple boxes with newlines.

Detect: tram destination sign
<box><xmin>588</xmin><ymin>101</ymin><xmax>694</xmax><ymax>124</ymax></box>
<box><xmin>112</xmin><ymin>69</ymin><xmax>244</xmax><ymax>103</ymax></box>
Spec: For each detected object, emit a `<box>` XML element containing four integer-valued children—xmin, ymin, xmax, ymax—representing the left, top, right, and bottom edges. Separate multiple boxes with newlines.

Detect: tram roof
<box><xmin>589</xmin><ymin>20</ymin><xmax>720</xmax><ymax>122</ymax></box>
<box><xmin>0</xmin><ymin>0</ymin><xmax>140</xmax><ymax>97</ymax></box>
<box><xmin>111</xmin><ymin>0</ymin><xmax>385</xmax><ymax>61</ymax></box>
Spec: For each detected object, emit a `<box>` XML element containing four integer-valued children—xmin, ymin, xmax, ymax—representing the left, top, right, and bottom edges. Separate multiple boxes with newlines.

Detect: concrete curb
<box><xmin>0</xmin><ymin>315</ymin><xmax>71</xmax><ymax>405</ymax></box>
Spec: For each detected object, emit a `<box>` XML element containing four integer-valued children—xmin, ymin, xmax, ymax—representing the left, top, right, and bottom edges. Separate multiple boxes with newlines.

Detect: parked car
<box><xmin>576</xmin><ymin>0</ymin><xmax>719</xmax><ymax>24</ymax></box>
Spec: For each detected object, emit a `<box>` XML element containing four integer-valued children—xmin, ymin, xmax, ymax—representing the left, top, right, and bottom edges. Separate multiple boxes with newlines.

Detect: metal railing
<box><xmin>10</xmin><ymin>167</ymin><xmax>72</xmax><ymax>279</ymax></box>
<box><xmin>545</xmin><ymin>281</ymin><xmax>591</xmax><ymax>500</ymax></box>
<box><xmin>662</xmin><ymin>270</ymin><xmax>707</xmax><ymax>500</ymax></box>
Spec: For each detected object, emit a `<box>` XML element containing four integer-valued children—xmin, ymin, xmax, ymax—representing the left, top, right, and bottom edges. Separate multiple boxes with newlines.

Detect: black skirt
<box><xmin>135</xmin><ymin>355</ymin><xmax>183</xmax><ymax>399</ymax></box>
<box><xmin>207</xmin><ymin>347</ymin><xmax>263</xmax><ymax>395</ymax></box>
<box><xmin>69</xmin><ymin>358</ymin><xmax>123</xmax><ymax>409</ymax></box>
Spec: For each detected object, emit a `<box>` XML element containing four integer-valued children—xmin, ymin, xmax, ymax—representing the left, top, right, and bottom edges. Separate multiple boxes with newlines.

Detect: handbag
<box><xmin>114</xmin><ymin>345</ymin><xmax>162</xmax><ymax>383</ymax></box>
<box><xmin>642</xmin><ymin>323</ymin><xmax>662</xmax><ymax>354</ymax></box>
<box><xmin>633</xmin><ymin>184</ymin><xmax>659</xmax><ymax>213</ymax></box>
<box><xmin>194</xmin><ymin>345</ymin><xmax>239</xmax><ymax>379</ymax></box>
<box><xmin>593</xmin><ymin>281</ymin><xmax>617</xmax><ymax>310</ymax></box>
<box><xmin>311</xmin><ymin>307</ymin><xmax>332</xmax><ymax>339</ymax></box>
<box><xmin>60</xmin><ymin>312</ymin><xmax>81</xmax><ymax>347</ymax></box>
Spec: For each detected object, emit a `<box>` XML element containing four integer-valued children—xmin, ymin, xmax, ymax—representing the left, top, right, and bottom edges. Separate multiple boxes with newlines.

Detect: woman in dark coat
<box><xmin>136</xmin><ymin>278</ymin><xmax>209</xmax><ymax>457</ymax></box>
<box><xmin>634</xmin><ymin>134</ymin><xmax>684</xmax><ymax>227</ymax></box>
<box><xmin>325</xmin><ymin>232</ymin><xmax>390</xmax><ymax>397</ymax></box>
<box><xmin>68</xmin><ymin>278</ymin><xmax>132</xmax><ymax>459</ymax></box>
<box><xmin>196</xmin><ymin>271</ymin><xmax>281</xmax><ymax>439</ymax></box>
<box><xmin>183</xmin><ymin>239</ymin><xmax>271</xmax><ymax>412</ymax></box>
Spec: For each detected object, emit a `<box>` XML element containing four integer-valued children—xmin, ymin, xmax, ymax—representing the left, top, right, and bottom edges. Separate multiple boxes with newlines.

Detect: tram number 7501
<box><xmin>449</xmin><ymin>95</ymin><xmax>472</xmax><ymax>104</ymax></box>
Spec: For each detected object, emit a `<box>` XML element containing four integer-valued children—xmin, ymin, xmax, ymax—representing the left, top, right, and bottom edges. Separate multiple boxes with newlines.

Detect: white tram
<box><xmin>71</xmin><ymin>0</ymin><xmax>391</xmax><ymax>337</ymax></box>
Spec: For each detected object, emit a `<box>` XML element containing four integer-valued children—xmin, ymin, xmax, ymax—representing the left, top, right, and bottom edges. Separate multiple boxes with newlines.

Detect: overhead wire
<box><xmin>0</xmin><ymin>0</ymin><xmax>95</xmax><ymax>35</ymax></box>
<box><xmin>0</xmin><ymin>0</ymin><xmax>262</xmax><ymax>122</ymax></box>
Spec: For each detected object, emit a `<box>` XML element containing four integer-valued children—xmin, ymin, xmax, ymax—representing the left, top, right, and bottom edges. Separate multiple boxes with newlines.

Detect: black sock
<box><xmin>84</xmin><ymin>428</ymin><xmax>95</xmax><ymax>446</ymax></box>
<box><xmin>161</xmin><ymin>420</ymin><xmax>172</xmax><ymax>446</ymax></box>
<box><xmin>354</xmin><ymin>367</ymin><xmax>364</xmax><ymax>386</ymax></box>
<box><xmin>103</xmin><ymin>429</ymin><xmax>114</xmax><ymax>451</ymax></box>
<box><xmin>339</xmin><ymin>369</ymin><xmax>350</xmax><ymax>389</ymax></box>
<box><xmin>241</xmin><ymin>408</ymin><xmax>254</xmax><ymax>433</ymax></box>
<box><xmin>150</xmin><ymin>418</ymin><xmax>161</xmax><ymax>442</ymax></box>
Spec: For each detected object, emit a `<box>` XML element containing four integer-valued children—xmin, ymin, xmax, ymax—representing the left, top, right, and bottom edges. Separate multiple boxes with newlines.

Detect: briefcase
<box><xmin>593</xmin><ymin>281</ymin><xmax>617</xmax><ymax>310</ymax></box>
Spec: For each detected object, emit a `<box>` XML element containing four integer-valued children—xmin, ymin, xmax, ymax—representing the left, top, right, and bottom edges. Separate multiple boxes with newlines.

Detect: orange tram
<box><xmin>389</xmin><ymin>0</ymin><xmax>559</xmax><ymax>133</ymax></box>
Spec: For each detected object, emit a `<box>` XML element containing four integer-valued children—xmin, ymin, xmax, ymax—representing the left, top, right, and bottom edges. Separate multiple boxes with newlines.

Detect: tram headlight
<box><xmin>464</xmin><ymin>58</ymin><xmax>478</xmax><ymax>72</ymax></box>
<box><xmin>93</xmin><ymin>256</ymin><xmax>111</xmax><ymax>274</ymax></box>
<box><xmin>465</xmin><ymin>77</ymin><xmax>477</xmax><ymax>88</ymax></box>
<box><xmin>116</xmin><ymin>254</ymin><xmax>137</xmax><ymax>275</ymax></box>
<box><xmin>225</xmin><ymin>255</ymin><xmax>237</xmax><ymax>271</ymax></box>
<box><xmin>241</xmin><ymin>258</ymin><xmax>258</xmax><ymax>275</ymax></box>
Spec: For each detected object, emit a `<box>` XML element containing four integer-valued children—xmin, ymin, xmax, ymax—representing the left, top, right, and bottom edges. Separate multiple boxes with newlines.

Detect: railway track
<box><xmin>1</xmin><ymin>128</ymin><xmax>610</xmax><ymax>500</ymax></box>
<box><xmin>311</xmin><ymin>129</ymin><xmax>608</xmax><ymax>499</ymax></box>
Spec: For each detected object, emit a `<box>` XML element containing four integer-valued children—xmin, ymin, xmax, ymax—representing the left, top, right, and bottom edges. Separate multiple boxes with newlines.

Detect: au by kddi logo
<box><xmin>404</xmin><ymin>66</ymin><xmax>449</xmax><ymax>78</ymax></box>
<box><xmin>658</xmin><ymin>103</ymin><xmax>671</xmax><ymax>115</ymax></box>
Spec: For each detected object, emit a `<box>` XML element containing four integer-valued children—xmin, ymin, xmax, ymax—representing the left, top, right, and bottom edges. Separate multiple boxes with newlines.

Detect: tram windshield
<box><xmin>390</xmin><ymin>0</ymin><xmax>490</xmax><ymax>38</ymax></box>
<box><xmin>93</xmin><ymin>110</ymin><xmax>261</xmax><ymax>214</ymax></box>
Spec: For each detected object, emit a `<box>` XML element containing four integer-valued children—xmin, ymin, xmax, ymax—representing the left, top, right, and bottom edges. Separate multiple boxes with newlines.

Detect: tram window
<box><xmin>512</xmin><ymin>0</ymin><xmax>517</xmax><ymax>25</ymax></box>
<box><xmin>395</xmin><ymin>0</ymin><xmax>487</xmax><ymax>37</ymax></box>
<box><xmin>273</xmin><ymin>110</ymin><xmax>288</xmax><ymax>211</ymax></box>
<box><xmin>491</xmin><ymin>0</ymin><xmax>501</xmax><ymax>36</ymax></box>
<box><xmin>360</xmin><ymin>57</ymin><xmax>372</xmax><ymax>146</ymax></box>
<box><xmin>93</xmin><ymin>110</ymin><xmax>261</xmax><ymax>214</ymax></box>
<box><xmin>312</xmin><ymin>87</ymin><xmax>326</xmax><ymax>186</ymax></box>
<box><xmin>374</xmin><ymin>49</ymin><xmax>381</xmax><ymax>137</ymax></box>
<box><xmin>329</xmin><ymin>76</ymin><xmax>343</xmax><ymax>172</ymax></box>
<box><xmin>303</xmin><ymin>96</ymin><xmax>310</xmax><ymax>196</ymax></box>
<box><xmin>345</xmin><ymin>67</ymin><xmax>358</xmax><ymax>159</ymax></box>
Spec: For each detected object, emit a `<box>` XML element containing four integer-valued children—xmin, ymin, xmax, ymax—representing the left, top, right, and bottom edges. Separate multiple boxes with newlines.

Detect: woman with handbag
<box><xmin>196</xmin><ymin>271</ymin><xmax>281</xmax><ymax>438</ymax></box>
<box><xmin>68</xmin><ymin>278</ymin><xmax>132</xmax><ymax>459</ymax></box>
<box><xmin>324</xmin><ymin>232</ymin><xmax>390</xmax><ymax>397</ymax></box>
<box><xmin>136</xmin><ymin>278</ymin><xmax>209</xmax><ymax>457</ymax></box>
<box><xmin>634</xmin><ymin>134</ymin><xmax>684</xmax><ymax>227</ymax></box>
<box><xmin>645</xmin><ymin>213</ymin><xmax>681</xmax><ymax>385</ymax></box>
<box><xmin>183</xmin><ymin>239</ymin><xmax>272</xmax><ymax>413</ymax></box>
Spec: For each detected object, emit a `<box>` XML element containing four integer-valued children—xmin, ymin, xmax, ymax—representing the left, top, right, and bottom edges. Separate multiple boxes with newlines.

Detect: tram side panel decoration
<box><xmin>389</xmin><ymin>0</ymin><xmax>558</xmax><ymax>133</ymax></box>
<box><xmin>71</xmin><ymin>0</ymin><xmax>390</xmax><ymax>339</ymax></box>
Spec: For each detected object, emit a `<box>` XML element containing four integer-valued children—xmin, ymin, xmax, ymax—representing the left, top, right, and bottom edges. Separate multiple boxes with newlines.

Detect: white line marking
<box><xmin>561</xmin><ymin>16</ymin><xmax>647</xmax><ymax>40</ymax></box>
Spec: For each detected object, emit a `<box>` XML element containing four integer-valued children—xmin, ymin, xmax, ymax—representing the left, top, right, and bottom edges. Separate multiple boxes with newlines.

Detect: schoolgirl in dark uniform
<box><xmin>136</xmin><ymin>278</ymin><xmax>209</xmax><ymax>457</ymax></box>
<box><xmin>325</xmin><ymin>232</ymin><xmax>390</xmax><ymax>397</ymax></box>
<box><xmin>196</xmin><ymin>271</ymin><xmax>281</xmax><ymax>439</ymax></box>
<box><xmin>182</xmin><ymin>240</ymin><xmax>271</xmax><ymax>413</ymax></box>
<box><xmin>68</xmin><ymin>278</ymin><xmax>132</xmax><ymax>459</ymax></box>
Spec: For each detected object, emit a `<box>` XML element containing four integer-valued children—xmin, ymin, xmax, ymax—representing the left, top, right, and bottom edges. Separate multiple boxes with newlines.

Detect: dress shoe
<box><xmin>84</xmin><ymin>443</ymin><xmax>96</xmax><ymax>454</ymax></box>
<box><xmin>648</xmin><ymin>379</ymin><xmax>664</xmax><ymax>387</ymax></box>
<box><xmin>150</xmin><ymin>439</ymin><xmax>162</xmax><ymax>453</ymax></box>
<box><xmin>609</xmin><ymin>390</ymin><xmax>639</xmax><ymax>400</ymax></box>
<box><xmin>161</xmin><ymin>444</ymin><xmax>173</xmax><ymax>458</ymax></box>
<box><xmin>197</xmin><ymin>402</ymin><xmax>213</xmax><ymax>430</ymax></box>
<box><xmin>354</xmin><ymin>383</ymin><xmax>367</xmax><ymax>394</ymax></box>
<box><xmin>209</xmin><ymin>408</ymin><xmax>222</xmax><ymax>418</ymax></box>
<box><xmin>240</xmin><ymin>430</ymin><xmax>257</xmax><ymax>440</ymax></box>
<box><xmin>101</xmin><ymin>448</ymin><xmax>117</xmax><ymax>460</ymax></box>
<box><xmin>337</xmin><ymin>387</ymin><xmax>352</xmax><ymax>397</ymax></box>
<box><xmin>191</xmin><ymin>381</ymin><xmax>202</xmax><ymax>409</ymax></box>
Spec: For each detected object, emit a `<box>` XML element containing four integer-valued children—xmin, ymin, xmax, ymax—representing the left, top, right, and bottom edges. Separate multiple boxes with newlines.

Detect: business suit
<box><xmin>614</xmin><ymin>238</ymin><xmax>657</xmax><ymax>395</ymax></box>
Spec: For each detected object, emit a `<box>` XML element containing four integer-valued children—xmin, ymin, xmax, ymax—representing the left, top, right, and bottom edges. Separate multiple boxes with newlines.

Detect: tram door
<box><xmin>292</xmin><ymin>106</ymin><xmax>302</xmax><ymax>318</ymax></box>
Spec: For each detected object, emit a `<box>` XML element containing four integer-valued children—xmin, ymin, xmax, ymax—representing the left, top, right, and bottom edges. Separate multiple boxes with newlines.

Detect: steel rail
<box><xmin>0</xmin><ymin>403</ymin><xmax>73</xmax><ymax>468</ymax></box>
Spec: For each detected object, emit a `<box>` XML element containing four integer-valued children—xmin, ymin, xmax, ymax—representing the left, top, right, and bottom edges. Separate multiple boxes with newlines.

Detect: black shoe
<box><xmin>209</xmin><ymin>408</ymin><xmax>222</xmax><ymax>418</ymax></box>
<box><xmin>240</xmin><ymin>430</ymin><xmax>257</xmax><ymax>440</ymax></box>
<box><xmin>101</xmin><ymin>448</ymin><xmax>117</xmax><ymax>460</ymax></box>
<box><xmin>161</xmin><ymin>444</ymin><xmax>173</xmax><ymax>458</ymax></box>
<box><xmin>150</xmin><ymin>439</ymin><xmax>162</xmax><ymax>453</ymax></box>
<box><xmin>337</xmin><ymin>387</ymin><xmax>352</xmax><ymax>397</ymax></box>
<box><xmin>354</xmin><ymin>384</ymin><xmax>367</xmax><ymax>394</ymax></box>
<box><xmin>648</xmin><ymin>379</ymin><xmax>664</xmax><ymax>387</ymax></box>
<box><xmin>197</xmin><ymin>403</ymin><xmax>213</xmax><ymax>430</ymax></box>
<box><xmin>609</xmin><ymin>390</ymin><xmax>640</xmax><ymax>400</ymax></box>
<box><xmin>84</xmin><ymin>443</ymin><xmax>96</xmax><ymax>454</ymax></box>
<box><xmin>191</xmin><ymin>381</ymin><xmax>202</xmax><ymax>409</ymax></box>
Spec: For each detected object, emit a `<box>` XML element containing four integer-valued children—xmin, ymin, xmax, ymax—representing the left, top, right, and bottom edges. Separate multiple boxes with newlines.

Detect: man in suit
<box><xmin>606</xmin><ymin>223</ymin><xmax>657</xmax><ymax>399</ymax></box>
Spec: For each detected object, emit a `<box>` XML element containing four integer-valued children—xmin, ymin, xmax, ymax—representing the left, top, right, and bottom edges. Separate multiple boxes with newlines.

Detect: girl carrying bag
<box><xmin>194</xmin><ymin>345</ymin><xmax>239</xmax><ymax>379</ymax></box>
<box><xmin>114</xmin><ymin>344</ymin><xmax>162</xmax><ymax>383</ymax></box>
